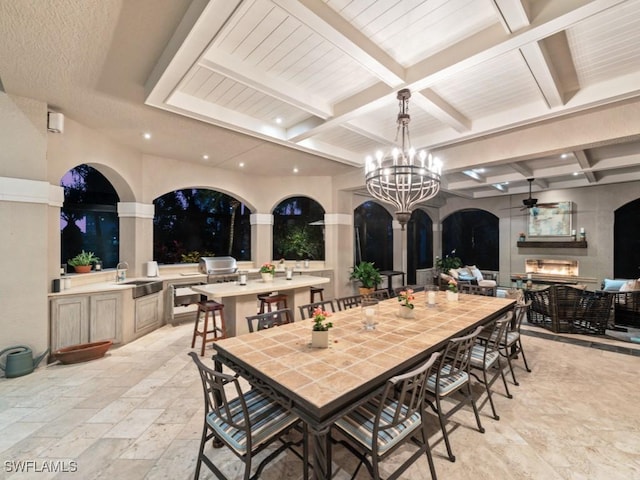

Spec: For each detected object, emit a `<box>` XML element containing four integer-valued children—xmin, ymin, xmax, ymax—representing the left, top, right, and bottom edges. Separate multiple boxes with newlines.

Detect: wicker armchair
<box><xmin>572</xmin><ymin>291</ymin><xmax>614</xmax><ymax>334</ymax></box>
<box><xmin>525</xmin><ymin>285</ymin><xmax>584</xmax><ymax>333</ymax></box>
<box><xmin>613</xmin><ymin>291</ymin><xmax>640</xmax><ymax>328</ymax></box>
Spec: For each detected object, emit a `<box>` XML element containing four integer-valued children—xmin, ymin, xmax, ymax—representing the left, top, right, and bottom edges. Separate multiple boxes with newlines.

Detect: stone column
<box><xmin>117</xmin><ymin>202</ymin><xmax>155</xmax><ymax>277</ymax></box>
<box><xmin>251</xmin><ymin>213</ymin><xmax>273</xmax><ymax>265</ymax></box>
<box><xmin>324</xmin><ymin>213</ymin><xmax>352</xmax><ymax>297</ymax></box>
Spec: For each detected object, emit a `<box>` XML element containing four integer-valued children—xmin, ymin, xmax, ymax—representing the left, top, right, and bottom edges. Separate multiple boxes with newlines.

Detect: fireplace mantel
<box><xmin>517</xmin><ymin>240</ymin><xmax>587</xmax><ymax>248</ymax></box>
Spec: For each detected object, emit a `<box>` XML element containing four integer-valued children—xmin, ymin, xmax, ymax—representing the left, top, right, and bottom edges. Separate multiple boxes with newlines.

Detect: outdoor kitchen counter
<box><xmin>191</xmin><ymin>274</ymin><xmax>330</xmax><ymax>337</ymax></box>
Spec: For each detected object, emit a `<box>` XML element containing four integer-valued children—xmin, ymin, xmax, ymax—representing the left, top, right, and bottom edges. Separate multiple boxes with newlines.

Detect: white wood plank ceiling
<box><xmin>146</xmin><ymin>0</ymin><xmax>640</xmax><ymax>198</ymax></box>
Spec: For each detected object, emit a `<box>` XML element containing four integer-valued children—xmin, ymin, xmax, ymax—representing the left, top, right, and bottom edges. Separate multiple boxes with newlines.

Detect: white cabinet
<box><xmin>50</xmin><ymin>292</ymin><xmax>122</xmax><ymax>351</ymax></box>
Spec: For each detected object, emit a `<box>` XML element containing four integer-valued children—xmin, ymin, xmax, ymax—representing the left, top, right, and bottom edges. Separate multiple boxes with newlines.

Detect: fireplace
<box><xmin>525</xmin><ymin>259</ymin><xmax>579</xmax><ymax>276</ymax></box>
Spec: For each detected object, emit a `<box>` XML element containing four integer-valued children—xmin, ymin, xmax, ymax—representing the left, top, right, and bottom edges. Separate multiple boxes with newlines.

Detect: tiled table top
<box><xmin>213</xmin><ymin>292</ymin><xmax>515</xmax><ymax>412</ymax></box>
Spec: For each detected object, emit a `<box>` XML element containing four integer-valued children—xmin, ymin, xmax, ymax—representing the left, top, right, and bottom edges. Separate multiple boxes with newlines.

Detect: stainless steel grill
<box><xmin>199</xmin><ymin>256</ymin><xmax>237</xmax><ymax>276</ymax></box>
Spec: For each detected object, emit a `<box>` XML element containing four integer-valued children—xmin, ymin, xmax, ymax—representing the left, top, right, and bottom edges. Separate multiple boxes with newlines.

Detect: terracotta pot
<box><xmin>359</xmin><ymin>287</ymin><xmax>375</xmax><ymax>296</ymax></box>
<box><xmin>52</xmin><ymin>340</ymin><xmax>113</xmax><ymax>364</ymax></box>
<box><xmin>311</xmin><ymin>330</ymin><xmax>329</xmax><ymax>348</ymax></box>
<box><xmin>73</xmin><ymin>265</ymin><xmax>92</xmax><ymax>273</ymax></box>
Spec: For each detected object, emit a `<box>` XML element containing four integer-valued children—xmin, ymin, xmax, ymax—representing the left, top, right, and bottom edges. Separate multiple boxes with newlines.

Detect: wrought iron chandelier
<box><xmin>364</xmin><ymin>88</ymin><xmax>442</xmax><ymax>230</ymax></box>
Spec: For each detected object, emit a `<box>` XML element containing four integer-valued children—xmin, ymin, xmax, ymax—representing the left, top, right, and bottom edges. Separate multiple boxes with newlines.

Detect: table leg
<box><xmin>309</xmin><ymin>425</ymin><xmax>332</xmax><ymax>480</ymax></box>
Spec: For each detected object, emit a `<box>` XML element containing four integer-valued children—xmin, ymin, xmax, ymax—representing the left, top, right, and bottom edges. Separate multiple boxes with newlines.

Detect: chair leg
<box><xmin>466</xmin><ymin>382</ymin><xmax>485</xmax><ymax>434</ymax></box>
<box><xmin>421</xmin><ymin>422</ymin><xmax>438</xmax><ymax>480</ymax></box>
<box><xmin>505</xmin><ymin>347</ymin><xmax>519</xmax><ymax>386</ymax></box>
<box><xmin>433</xmin><ymin>395</ymin><xmax>455</xmax><ymax>462</ymax></box>
<box><xmin>498</xmin><ymin>359</ymin><xmax>513</xmax><ymax>399</ymax></box>
<box><xmin>481</xmin><ymin>367</ymin><xmax>499</xmax><ymax>420</ymax></box>
<box><xmin>518</xmin><ymin>340</ymin><xmax>532</xmax><ymax>372</ymax></box>
<box><xmin>191</xmin><ymin>309</ymin><xmax>200</xmax><ymax>348</ymax></box>
<box><xmin>200</xmin><ymin>311</ymin><xmax>209</xmax><ymax>357</ymax></box>
<box><xmin>194</xmin><ymin>426</ymin><xmax>208</xmax><ymax>480</ymax></box>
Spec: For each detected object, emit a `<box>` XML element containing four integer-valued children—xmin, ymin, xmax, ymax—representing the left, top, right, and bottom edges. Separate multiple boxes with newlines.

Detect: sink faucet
<box><xmin>116</xmin><ymin>261</ymin><xmax>129</xmax><ymax>283</ymax></box>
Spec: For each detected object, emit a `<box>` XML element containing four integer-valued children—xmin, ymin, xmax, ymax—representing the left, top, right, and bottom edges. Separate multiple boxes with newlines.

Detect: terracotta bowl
<box><xmin>52</xmin><ymin>340</ymin><xmax>113</xmax><ymax>365</ymax></box>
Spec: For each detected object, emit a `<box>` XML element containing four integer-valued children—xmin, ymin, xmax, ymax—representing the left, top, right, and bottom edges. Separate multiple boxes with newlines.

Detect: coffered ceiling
<box><xmin>2</xmin><ymin>0</ymin><xmax>640</xmax><ymax>201</ymax></box>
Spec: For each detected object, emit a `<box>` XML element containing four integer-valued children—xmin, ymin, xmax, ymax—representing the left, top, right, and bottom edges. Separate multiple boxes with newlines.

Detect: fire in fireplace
<box><xmin>525</xmin><ymin>259</ymin><xmax>579</xmax><ymax>276</ymax></box>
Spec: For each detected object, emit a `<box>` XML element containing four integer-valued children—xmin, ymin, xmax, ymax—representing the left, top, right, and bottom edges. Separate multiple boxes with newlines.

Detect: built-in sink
<box><xmin>121</xmin><ymin>280</ymin><xmax>163</xmax><ymax>299</ymax></box>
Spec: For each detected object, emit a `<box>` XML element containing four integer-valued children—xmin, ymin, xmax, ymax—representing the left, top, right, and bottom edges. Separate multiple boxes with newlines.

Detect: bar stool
<box><xmin>191</xmin><ymin>300</ymin><xmax>227</xmax><ymax>356</ymax></box>
<box><xmin>258</xmin><ymin>293</ymin><xmax>288</xmax><ymax>314</ymax></box>
<box><xmin>310</xmin><ymin>286</ymin><xmax>324</xmax><ymax>303</ymax></box>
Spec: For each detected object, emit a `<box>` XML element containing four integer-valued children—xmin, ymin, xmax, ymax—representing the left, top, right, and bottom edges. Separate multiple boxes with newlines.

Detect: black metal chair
<box><xmin>246</xmin><ymin>308</ymin><xmax>293</xmax><ymax>333</ymax></box>
<box><xmin>333</xmin><ymin>352</ymin><xmax>440</xmax><ymax>480</ymax></box>
<box><xmin>424</xmin><ymin>326</ymin><xmax>485</xmax><ymax>463</ymax></box>
<box><xmin>189</xmin><ymin>352</ymin><xmax>308</xmax><ymax>480</ymax></box>
<box><xmin>298</xmin><ymin>300</ymin><xmax>336</xmax><ymax>319</ymax></box>
<box><xmin>336</xmin><ymin>294</ymin><xmax>363</xmax><ymax>311</ymax></box>
<box><xmin>470</xmin><ymin>314</ymin><xmax>513</xmax><ymax>420</ymax></box>
<box><xmin>499</xmin><ymin>300</ymin><xmax>532</xmax><ymax>386</ymax></box>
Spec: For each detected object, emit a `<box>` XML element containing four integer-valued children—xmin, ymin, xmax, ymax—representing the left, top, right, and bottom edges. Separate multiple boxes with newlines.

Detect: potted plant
<box><xmin>435</xmin><ymin>250</ymin><xmax>463</xmax><ymax>275</ymax></box>
<box><xmin>259</xmin><ymin>262</ymin><xmax>276</xmax><ymax>282</ymax></box>
<box><xmin>311</xmin><ymin>307</ymin><xmax>333</xmax><ymax>348</ymax></box>
<box><xmin>350</xmin><ymin>262</ymin><xmax>382</xmax><ymax>295</ymax></box>
<box><xmin>397</xmin><ymin>288</ymin><xmax>416</xmax><ymax>318</ymax></box>
<box><xmin>518</xmin><ymin>232</ymin><xmax>526</xmax><ymax>242</ymax></box>
<box><xmin>68</xmin><ymin>250</ymin><xmax>100</xmax><ymax>273</ymax></box>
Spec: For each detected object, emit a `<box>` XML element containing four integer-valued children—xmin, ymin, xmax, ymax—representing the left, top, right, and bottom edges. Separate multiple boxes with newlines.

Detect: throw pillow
<box><xmin>603</xmin><ymin>278</ymin><xmax>627</xmax><ymax>291</ymax></box>
<box><xmin>466</xmin><ymin>265</ymin><xmax>484</xmax><ymax>281</ymax></box>
<box><xmin>620</xmin><ymin>279</ymin><xmax>640</xmax><ymax>292</ymax></box>
<box><xmin>449</xmin><ymin>268</ymin><xmax>460</xmax><ymax>280</ymax></box>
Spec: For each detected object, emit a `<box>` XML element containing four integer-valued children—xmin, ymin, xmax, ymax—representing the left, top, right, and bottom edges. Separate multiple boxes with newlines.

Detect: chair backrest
<box><xmin>246</xmin><ymin>308</ymin><xmax>293</xmax><ymax>332</ymax></box>
<box><xmin>436</xmin><ymin>325</ymin><xmax>483</xmax><ymax>385</ymax></box>
<box><xmin>483</xmin><ymin>313</ymin><xmax>512</xmax><ymax>357</ymax></box>
<box><xmin>336</xmin><ymin>294</ymin><xmax>363</xmax><ymax>311</ymax></box>
<box><xmin>188</xmin><ymin>352</ymin><xmax>251</xmax><ymax>443</ymax></box>
<box><xmin>298</xmin><ymin>300</ymin><xmax>336</xmax><ymax>319</ymax></box>
<box><xmin>368</xmin><ymin>289</ymin><xmax>391</xmax><ymax>300</ymax></box>
<box><xmin>372</xmin><ymin>352</ymin><xmax>440</xmax><ymax>450</ymax></box>
<box><xmin>512</xmin><ymin>299</ymin><xmax>532</xmax><ymax>332</ymax></box>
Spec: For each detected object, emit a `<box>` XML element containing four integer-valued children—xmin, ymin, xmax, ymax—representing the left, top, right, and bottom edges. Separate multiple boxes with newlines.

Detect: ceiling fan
<box><xmin>521</xmin><ymin>178</ymin><xmax>538</xmax><ymax>210</ymax></box>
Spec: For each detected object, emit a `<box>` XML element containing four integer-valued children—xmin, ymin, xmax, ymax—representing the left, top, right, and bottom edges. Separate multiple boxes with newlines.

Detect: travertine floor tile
<box><xmin>0</xmin><ymin>320</ymin><xmax>639</xmax><ymax>479</ymax></box>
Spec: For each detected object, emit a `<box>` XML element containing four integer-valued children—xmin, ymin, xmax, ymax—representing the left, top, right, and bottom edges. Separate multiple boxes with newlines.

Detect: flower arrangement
<box><xmin>311</xmin><ymin>307</ymin><xmax>333</xmax><ymax>331</ymax></box>
<box><xmin>259</xmin><ymin>263</ymin><xmax>276</xmax><ymax>274</ymax></box>
<box><xmin>397</xmin><ymin>289</ymin><xmax>415</xmax><ymax>309</ymax></box>
<box><xmin>448</xmin><ymin>279</ymin><xmax>458</xmax><ymax>293</ymax></box>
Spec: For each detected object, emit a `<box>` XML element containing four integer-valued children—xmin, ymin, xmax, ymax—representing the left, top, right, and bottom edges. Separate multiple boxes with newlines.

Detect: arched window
<box><xmin>407</xmin><ymin>209</ymin><xmax>434</xmax><ymax>284</ymax></box>
<box><xmin>60</xmin><ymin>165</ymin><xmax>119</xmax><ymax>269</ymax></box>
<box><xmin>442</xmin><ymin>209</ymin><xmax>498</xmax><ymax>270</ymax></box>
<box><xmin>614</xmin><ymin>198</ymin><xmax>640</xmax><ymax>278</ymax></box>
<box><xmin>153</xmin><ymin>189</ymin><xmax>251</xmax><ymax>263</ymax></box>
<box><xmin>354</xmin><ymin>201</ymin><xmax>393</xmax><ymax>270</ymax></box>
<box><xmin>273</xmin><ymin>196</ymin><xmax>325</xmax><ymax>260</ymax></box>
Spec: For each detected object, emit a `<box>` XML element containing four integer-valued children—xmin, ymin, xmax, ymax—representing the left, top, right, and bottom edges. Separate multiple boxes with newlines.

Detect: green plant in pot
<box><xmin>435</xmin><ymin>250</ymin><xmax>462</xmax><ymax>274</ymax></box>
<box><xmin>68</xmin><ymin>250</ymin><xmax>100</xmax><ymax>273</ymax></box>
<box><xmin>350</xmin><ymin>261</ymin><xmax>382</xmax><ymax>294</ymax></box>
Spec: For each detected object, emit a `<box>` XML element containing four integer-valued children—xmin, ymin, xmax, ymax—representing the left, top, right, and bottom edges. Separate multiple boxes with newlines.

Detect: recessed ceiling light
<box><xmin>573</xmin><ymin>171</ymin><xmax>579</xmax><ymax>176</ymax></box>
<box><xmin>202</xmin><ymin>154</ymin><xmax>209</xmax><ymax>160</ymax></box>
<box><xmin>275</xmin><ymin>117</ymin><xmax>283</xmax><ymax>124</ymax></box>
<box><xmin>293</xmin><ymin>167</ymin><xmax>299</xmax><ymax>173</ymax></box>
<box><xmin>143</xmin><ymin>132</ymin><xmax>151</xmax><ymax>140</ymax></box>
<box><xmin>239</xmin><ymin>162</ymin><xmax>245</xmax><ymax>168</ymax></box>
<box><xmin>561</xmin><ymin>153</ymin><xmax>569</xmax><ymax>159</ymax></box>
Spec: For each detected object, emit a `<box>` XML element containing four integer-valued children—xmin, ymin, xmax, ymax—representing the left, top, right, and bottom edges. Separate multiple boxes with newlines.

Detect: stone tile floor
<box><xmin>1</xmin><ymin>320</ymin><xmax>639</xmax><ymax>479</ymax></box>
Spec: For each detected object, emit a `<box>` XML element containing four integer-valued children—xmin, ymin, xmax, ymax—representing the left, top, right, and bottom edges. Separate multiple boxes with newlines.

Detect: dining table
<box><xmin>211</xmin><ymin>291</ymin><xmax>515</xmax><ymax>479</ymax></box>
<box><xmin>191</xmin><ymin>274</ymin><xmax>330</xmax><ymax>337</ymax></box>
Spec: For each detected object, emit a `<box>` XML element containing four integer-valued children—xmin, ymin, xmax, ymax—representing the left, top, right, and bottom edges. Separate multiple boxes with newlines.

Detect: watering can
<box><xmin>0</xmin><ymin>346</ymin><xmax>49</xmax><ymax>378</ymax></box>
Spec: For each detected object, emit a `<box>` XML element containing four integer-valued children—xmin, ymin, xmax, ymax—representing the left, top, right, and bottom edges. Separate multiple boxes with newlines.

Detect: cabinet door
<box><xmin>50</xmin><ymin>296</ymin><xmax>89</xmax><ymax>350</ymax></box>
<box><xmin>135</xmin><ymin>292</ymin><xmax>161</xmax><ymax>333</ymax></box>
<box><xmin>90</xmin><ymin>292</ymin><xmax>122</xmax><ymax>343</ymax></box>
